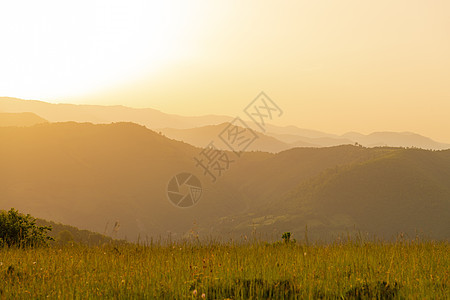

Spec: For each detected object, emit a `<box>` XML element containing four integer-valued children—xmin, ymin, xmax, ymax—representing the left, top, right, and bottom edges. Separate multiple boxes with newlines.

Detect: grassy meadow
<box><xmin>1</xmin><ymin>238</ymin><xmax>448</xmax><ymax>299</ymax></box>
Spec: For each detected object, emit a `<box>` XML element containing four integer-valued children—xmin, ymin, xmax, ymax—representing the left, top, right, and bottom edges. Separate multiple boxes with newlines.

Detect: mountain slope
<box><xmin>160</xmin><ymin>123</ymin><xmax>293</xmax><ymax>153</ymax></box>
<box><xmin>0</xmin><ymin>97</ymin><xmax>233</xmax><ymax>129</ymax></box>
<box><xmin>36</xmin><ymin>218</ymin><xmax>117</xmax><ymax>245</ymax></box>
<box><xmin>0</xmin><ymin>122</ymin><xmax>231</xmax><ymax>240</ymax></box>
<box><xmin>0</xmin><ymin>112</ymin><xmax>48</xmax><ymax>127</ymax></box>
<box><xmin>219</xmin><ymin>148</ymin><xmax>450</xmax><ymax>240</ymax></box>
<box><xmin>219</xmin><ymin>145</ymin><xmax>393</xmax><ymax>209</ymax></box>
<box><xmin>0</xmin><ymin>122</ymin><xmax>448</xmax><ymax>241</ymax></box>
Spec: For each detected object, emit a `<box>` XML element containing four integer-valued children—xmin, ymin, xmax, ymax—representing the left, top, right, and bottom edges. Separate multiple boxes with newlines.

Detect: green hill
<box><xmin>219</xmin><ymin>148</ymin><xmax>450</xmax><ymax>240</ymax></box>
<box><xmin>35</xmin><ymin>218</ymin><xmax>116</xmax><ymax>245</ymax></box>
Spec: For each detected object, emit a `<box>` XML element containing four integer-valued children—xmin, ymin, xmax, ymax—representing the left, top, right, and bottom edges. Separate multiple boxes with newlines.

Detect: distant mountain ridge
<box><xmin>342</xmin><ymin>131</ymin><xmax>450</xmax><ymax>150</ymax></box>
<box><xmin>2</xmin><ymin>97</ymin><xmax>448</xmax><ymax>150</ymax></box>
<box><xmin>160</xmin><ymin>123</ymin><xmax>450</xmax><ymax>152</ymax></box>
<box><xmin>160</xmin><ymin>123</ymin><xmax>293</xmax><ymax>153</ymax></box>
<box><xmin>0</xmin><ymin>97</ymin><xmax>233</xmax><ymax>129</ymax></box>
<box><xmin>0</xmin><ymin>112</ymin><xmax>48</xmax><ymax>127</ymax></box>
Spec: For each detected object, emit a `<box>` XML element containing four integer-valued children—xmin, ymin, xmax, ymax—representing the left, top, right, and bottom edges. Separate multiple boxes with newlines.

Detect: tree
<box><xmin>0</xmin><ymin>208</ymin><xmax>53</xmax><ymax>247</ymax></box>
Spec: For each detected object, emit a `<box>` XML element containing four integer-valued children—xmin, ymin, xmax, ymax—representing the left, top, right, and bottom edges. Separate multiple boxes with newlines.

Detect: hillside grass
<box><xmin>1</xmin><ymin>239</ymin><xmax>448</xmax><ymax>299</ymax></box>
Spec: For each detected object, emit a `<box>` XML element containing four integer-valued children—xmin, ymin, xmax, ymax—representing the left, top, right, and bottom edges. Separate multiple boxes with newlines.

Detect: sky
<box><xmin>1</xmin><ymin>0</ymin><xmax>450</xmax><ymax>142</ymax></box>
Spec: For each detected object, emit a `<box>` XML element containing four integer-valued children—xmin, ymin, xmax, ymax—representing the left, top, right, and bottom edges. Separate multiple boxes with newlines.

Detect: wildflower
<box><xmin>201</xmin><ymin>293</ymin><xmax>206</xmax><ymax>298</ymax></box>
<box><xmin>193</xmin><ymin>289</ymin><xmax>197</xmax><ymax>296</ymax></box>
<box><xmin>33</xmin><ymin>262</ymin><xmax>37</xmax><ymax>265</ymax></box>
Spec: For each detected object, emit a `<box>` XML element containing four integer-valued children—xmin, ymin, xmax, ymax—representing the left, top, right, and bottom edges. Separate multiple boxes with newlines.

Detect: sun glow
<box><xmin>0</xmin><ymin>0</ymin><xmax>196</xmax><ymax>102</ymax></box>
<box><xmin>1</xmin><ymin>1</ymin><xmax>450</xmax><ymax>142</ymax></box>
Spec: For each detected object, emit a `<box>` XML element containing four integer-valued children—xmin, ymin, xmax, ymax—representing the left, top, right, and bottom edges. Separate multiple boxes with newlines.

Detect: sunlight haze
<box><xmin>1</xmin><ymin>0</ymin><xmax>449</xmax><ymax>141</ymax></box>
<box><xmin>1</xmin><ymin>3</ymin><xmax>449</xmax><ymax>297</ymax></box>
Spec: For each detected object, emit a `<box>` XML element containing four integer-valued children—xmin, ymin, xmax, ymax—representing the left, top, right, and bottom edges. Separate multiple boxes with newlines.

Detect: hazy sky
<box><xmin>1</xmin><ymin>1</ymin><xmax>449</xmax><ymax>142</ymax></box>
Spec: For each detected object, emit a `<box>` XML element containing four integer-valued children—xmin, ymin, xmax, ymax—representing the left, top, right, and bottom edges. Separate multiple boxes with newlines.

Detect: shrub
<box><xmin>0</xmin><ymin>208</ymin><xmax>53</xmax><ymax>247</ymax></box>
<box><xmin>282</xmin><ymin>232</ymin><xmax>291</xmax><ymax>243</ymax></box>
<box><xmin>281</xmin><ymin>232</ymin><xmax>297</xmax><ymax>245</ymax></box>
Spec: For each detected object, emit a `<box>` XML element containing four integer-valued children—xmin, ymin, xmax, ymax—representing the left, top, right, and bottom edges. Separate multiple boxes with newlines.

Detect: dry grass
<box><xmin>0</xmin><ymin>239</ymin><xmax>448</xmax><ymax>299</ymax></box>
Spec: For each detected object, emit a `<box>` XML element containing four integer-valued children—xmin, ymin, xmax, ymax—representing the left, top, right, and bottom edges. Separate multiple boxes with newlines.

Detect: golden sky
<box><xmin>1</xmin><ymin>1</ymin><xmax>449</xmax><ymax>141</ymax></box>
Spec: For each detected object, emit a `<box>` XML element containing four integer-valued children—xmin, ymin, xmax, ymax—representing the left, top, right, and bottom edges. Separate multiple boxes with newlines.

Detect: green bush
<box><xmin>281</xmin><ymin>232</ymin><xmax>296</xmax><ymax>244</ymax></box>
<box><xmin>282</xmin><ymin>232</ymin><xmax>291</xmax><ymax>243</ymax></box>
<box><xmin>0</xmin><ymin>208</ymin><xmax>53</xmax><ymax>247</ymax></box>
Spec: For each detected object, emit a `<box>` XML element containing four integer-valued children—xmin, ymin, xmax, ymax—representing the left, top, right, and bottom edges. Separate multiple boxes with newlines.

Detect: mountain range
<box><xmin>1</xmin><ymin>121</ymin><xmax>448</xmax><ymax>241</ymax></box>
<box><xmin>1</xmin><ymin>97</ymin><xmax>449</xmax><ymax>150</ymax></box>
<box><xmin>0</xmin><ymin>112</ymin><xmax>48</xmax><ymax>127</ymax></box>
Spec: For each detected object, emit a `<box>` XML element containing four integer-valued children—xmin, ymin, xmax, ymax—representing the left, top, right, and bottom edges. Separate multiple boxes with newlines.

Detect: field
<box><xmin>1</xmin><ymin>238</ymin><xmax>448</xmax><ymax>299</ymax></box>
